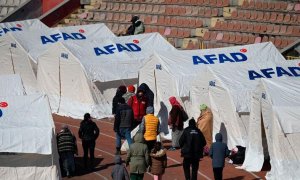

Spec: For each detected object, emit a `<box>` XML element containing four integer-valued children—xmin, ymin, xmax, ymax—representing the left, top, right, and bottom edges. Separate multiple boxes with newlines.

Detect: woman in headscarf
<box><xmin>197</xmin><ymin>104</ymin><xmax>213</xmax><ymax>153</ymax></box>
<box><xmin>168</xmin><ymin>96</ymin><xmax>184</xmax><ymax>151</ymax></box>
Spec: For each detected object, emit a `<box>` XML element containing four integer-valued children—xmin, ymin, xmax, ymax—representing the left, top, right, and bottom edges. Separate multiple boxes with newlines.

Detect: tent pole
<box><xmin>57</xmin><ymin>57</ymin><xmax>62</xmax><ymax>113</ymax></box>
<box><xmin>9</xmin><ymin>48</ymin><xmax>16</xmax><ymax>74</ymax></box>
<box><xmin>154</xmin><ymin>70</ymin><xmax>158</xmax><ymax>104</ymax></box>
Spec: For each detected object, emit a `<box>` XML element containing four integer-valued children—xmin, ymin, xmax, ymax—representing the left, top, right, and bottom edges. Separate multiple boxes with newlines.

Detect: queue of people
<box><xmin>56</xmin><ymin>82</ymin><xmax>231</xmax><ymax>180</ymax></box>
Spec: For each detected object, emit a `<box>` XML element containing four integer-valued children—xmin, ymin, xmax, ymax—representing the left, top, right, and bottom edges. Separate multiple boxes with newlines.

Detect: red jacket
<box><xmin>128</xmin><ymin>95</ymin><xmax>148</xmax><ymax>121</ymax></box>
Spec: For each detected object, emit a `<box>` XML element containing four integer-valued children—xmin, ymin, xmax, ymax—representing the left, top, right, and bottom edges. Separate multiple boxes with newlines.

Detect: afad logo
<box><xmin>248</xmin><ymin>66</ymin><xmax>300</xmax><ymax>80</ymax></box>
<box><xmin>0</xmin><ymin>24</ymin><xmax>23</xmax><ymax>36</ymax></box>
<box><xmin>94</xmin><ymin>39</ymin><xmax>142</xmax><ymax>56</ymax></box>
<box><xmin>193</xmin><ymin>48</ymin><xmax>248</xmax><ymax>65</ymax></box>
<box><xmin>0</xmin><ymin>101</ymin><xmax>8</xmax><ymax>118</ymax></box>
<box><xmin>41</xmin><ymin>29</ymin><xmax>87</xmax><ymax>45</ymax></box>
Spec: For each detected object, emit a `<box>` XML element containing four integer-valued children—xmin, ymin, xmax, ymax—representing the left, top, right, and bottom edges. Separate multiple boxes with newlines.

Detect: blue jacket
<box><xmin>209</xmin><ymin>133</ymin><xmax>230</xmax><ymax>168</ymax></box>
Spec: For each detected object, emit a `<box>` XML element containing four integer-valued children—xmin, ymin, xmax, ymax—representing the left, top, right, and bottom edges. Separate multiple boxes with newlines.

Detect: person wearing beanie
<box><xmin>127</xmin><ymin>85</ymin><xmax>148</xmax><ymax>129</ymax></box>
<box><xmin>111</xmin><ymin>155</ymin><xmax>130</xmax><ymax>180</ymax></box>
<box><xmin>57</xmin><ymin>125</ymin><xmax>78</xmax><ymax>178</ymax></box>
<box><xmin>140</xmin><ymin>106</ymin><xmax>160</xmax><ymax>151</ymax></box>
<box><xmin>197</xmin><ymin>104</ymin><xmax>213</xmax><ymax>152</ymax></box>
<box><xmin>112</xmin><ymin>85</ymin><xmax>127</xmax><ymax>115</ymax></box>
<box><xmin>123</xmin><ymin>85</ymin><xmax>136</xmax><ymax>103</ymax></box>
<box><xmin>179</xmin><ymin>118</ymin><xmax>206</xmax><ymax>180</ymax></box>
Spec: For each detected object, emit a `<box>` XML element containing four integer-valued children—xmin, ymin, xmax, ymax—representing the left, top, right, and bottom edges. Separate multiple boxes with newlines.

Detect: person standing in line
<box><xmin>168</xmin><ymin>96</ymin><xmax>185</xmax><ymax>151</ymax></box>
<box><xmin>127</xmin><ymin>86</ymin><xmax>148</xmax><ymax>130</ymax></box>
<box><xmin>179</xmin><ymin>118</ymin><xmax>206</xmax><ymax>180</ymax></box>
<box><xmin>114</xmin><ymin>97</ymin><xmax>134</xmax><ymax>155</ymax></box>
<box><xmin>149</xmin><ymin>142</ymin><xmax>167</xmax><ymax>180</ymax></box>
<box><xmin>140</xmin><ymin>106</ymin><xmax>160</xmax><ymax>152</ymax></box>
<box><xmin>123</xmin><ymin>85</ymin><xmax>136</xmax><ymax>103</ymax></box>
<box><xmin>209</xmin><ymin>133</ymin><xmax>230</xmax><ymax>180</ymax></box>
<box><xmin>78</xmin><ymin>113</ymin><xmax>100</xmax><ymax>169</ymax></box>
<box><xmin>138</xmin><ymin>83</ymin><xmax>154</xmax><ymax>108</ymax></box>
<box><xmin>111</xmin><ymin>155</ymin><xmax>130</xmax><ymax>180</ymax></box>
<box><xmin>112</xmin><ymin>85</ymin><xmax>127</xmax><ymax>116</ymax></box>
<box><xmin>197</xmin><ymin>104</ymin><xmax>213</xmax><ymax>154</ymax></box>
<box><xmin>57</xmin><ymin>125</ymin><xmax>78</xmax><ymax>178</ymax></box>
<box><xmin>126</xmin><ymin>133</ymin><xmax>149</xmax><ymax>180</ymax></box>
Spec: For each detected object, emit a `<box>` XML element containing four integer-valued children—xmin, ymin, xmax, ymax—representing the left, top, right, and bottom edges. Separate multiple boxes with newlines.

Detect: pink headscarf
<box><xmin>169</xmin><ymin>96</ymin><xmax>181</xmax><ymax>107</ymax></box>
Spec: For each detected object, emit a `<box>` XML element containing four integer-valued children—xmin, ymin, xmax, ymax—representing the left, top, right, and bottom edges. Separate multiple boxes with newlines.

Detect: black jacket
<box><xmin>78</xmin><ymin>120</ymin><xmax>99</xmax><ymax>141</ymax></box>
<box><xmin>179</xmin><ymin>123</ymin><xmax>206</xmax><ymax>159</ymax></box>
<box><xmin>138</xmin><ymin>83</ymin><xmax>154</xmax><ymax>108</ymax></box>
<box><xmin>114</xmin><ymin>104</ymin><xmax>134</xmax><ymax>130</ymax></box>
<box><xmin>112</xmin><ymin>90</ymin><xmax>126</xmax><ymax>114</ymax></box>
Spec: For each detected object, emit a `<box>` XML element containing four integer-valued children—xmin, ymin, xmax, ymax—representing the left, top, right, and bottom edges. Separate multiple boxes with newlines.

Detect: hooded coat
<box><xmin>111</xmin><ymin>156</ymin><xmax>130</xmax><ymax>180</ymax></box>
<box><xmin>150</xmin><ymin>148</ymin><xmax>167</xmax><ymax>175</ymax></box>
<box><xmin>197</xmin><ymin>107</ymin><xmax>213</xmax><ymax>148</ymax></box>
<box><xmin>179</xmin><ymin>119</ymin><xmax>206</xmax><ymax>159</ymax></box>
<box><xmin>126</xmin><ymin>133</ymin><xmax>149</xmax><ymax>174</ymax></box>
<box><xmin>112</xmin><ymin>86</ymin><xmax>127</xmax><ymax>115</ymax></box>
<box><xmin>209</xmin><ymin>133</ymin><xmax>230</xmax><ymax>168</ymax></box>
<box><xmin>139</xmin><ymin>83</ymin><xmax>154</xmax><ymax>108</ymax></box>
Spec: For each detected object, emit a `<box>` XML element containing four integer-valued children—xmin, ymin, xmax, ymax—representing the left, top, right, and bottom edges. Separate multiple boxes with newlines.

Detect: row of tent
<box><xmin>0</xmin><ymin>19</ymin><xmax>299</xmax><ymax>179</ymax></box>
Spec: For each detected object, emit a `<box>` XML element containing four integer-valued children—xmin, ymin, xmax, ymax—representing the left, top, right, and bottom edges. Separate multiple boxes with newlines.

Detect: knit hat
<box><xmin>200</xmin><ymin>104</ymin><xmax>207</xmax><ymax>111</ymax></box>
<box><xmin>118</xmin><ymin>85</ymin><xmax>127</xmax><ymax>94</ymax></box>
<box><xmin>127</xmin><ymin>85</ymin><xmax>135</xmax><ymax>93</ymax></box>
<box><xmin>146</xmin><ymin>106</ymin><xmax>154</xmax><ymax>114</ymax></box>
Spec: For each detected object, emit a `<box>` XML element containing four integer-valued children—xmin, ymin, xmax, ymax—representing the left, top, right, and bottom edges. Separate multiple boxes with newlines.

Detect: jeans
<box><xmin>60</xmin><ymin>152</ymin><xmax>75</xmax><ymax>175</ymax></box>
<box><xmin>213</xmin><ymin>167</ymin><xmax>223</xmax><ymax>180</ymax></box>
<box><xmin>183</xmin><ymin>157</ymin><xmax>199</xmax><ymax>180</ymax></box>
<box><xmin>82</xmin><ymin>140</ymin><xmax>95</xmax><ymax>167</ymax></box>
<box><xmin>116</xmin><ymin>128</ymin><xmax>132</xmax><ymax>148</ymax></box>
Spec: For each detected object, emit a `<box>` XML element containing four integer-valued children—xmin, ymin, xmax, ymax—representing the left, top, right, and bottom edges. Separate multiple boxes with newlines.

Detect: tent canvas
<box><xmin>36</xmin><ymin>33</ymin><xmax>175</xmax><ymax>119</ymax></box>
<box><xmin>0</xmin><ymin>34</ymin><xmax>38</xmax><ymax>93</ymax></box>
<box><xmin>0</xmin><ymin>94</ymin><xmax>60</xmax><ymax>180</ymax></box>
<box><xmin>0</xmin><ymin>19</ymin><xmax>47</xmax><ymax>37</ymax></box>
<box><xmin>242</xmin><ymin>78</ymin><xmax>300</xmax><ymax>179</ymax></box>
<box><xmin>0</xmin><ymin>74</ymin><xmax>25</xmax><ymax>96</ymax></box>
<box><xmin>9</xmin><ymin>23</ymin><xmax>115</xmax><ymax>63</ymax></box>
<box><xmin>139</xmin><ymin>44</ymin><xmax>296</xmax><ymax>144</ymax></box>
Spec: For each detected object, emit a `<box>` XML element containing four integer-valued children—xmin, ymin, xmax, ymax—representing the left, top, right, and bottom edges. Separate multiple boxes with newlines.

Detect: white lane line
<box><xmin>75</xmin><ymin>161</ymin><xmax>108</xmax><ymax>180</ymax></box>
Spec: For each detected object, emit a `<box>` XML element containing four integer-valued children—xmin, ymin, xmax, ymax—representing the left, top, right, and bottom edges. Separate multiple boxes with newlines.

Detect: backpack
<box><xmin>181</xmin><ymin>108</ymin><xmax>189</xmax><ymax>122</ymax></box>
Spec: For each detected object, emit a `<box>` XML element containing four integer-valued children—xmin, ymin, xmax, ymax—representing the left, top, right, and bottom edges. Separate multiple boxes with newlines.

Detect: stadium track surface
<box><xmin>53</xmin><ymin>114</ymin><xmax>268</xmax><ymax>180</ymax></box>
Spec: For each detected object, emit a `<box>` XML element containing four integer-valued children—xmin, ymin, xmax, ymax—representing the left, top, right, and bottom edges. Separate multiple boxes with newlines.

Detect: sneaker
<box><xmin>168</xmin><ymin>147</ymin><xmax>176</xmax><ymax>151</ymax></box>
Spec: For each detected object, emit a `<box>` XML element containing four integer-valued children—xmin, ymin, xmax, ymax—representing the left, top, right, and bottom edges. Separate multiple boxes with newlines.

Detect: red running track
<box><xmin>53</xmin><ymin>114</ymin><xmax>267</xmax><ymax>180</ymax></box>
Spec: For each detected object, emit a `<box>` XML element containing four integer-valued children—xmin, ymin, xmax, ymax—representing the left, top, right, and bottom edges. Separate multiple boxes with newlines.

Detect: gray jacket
<box><xmin>111</xmin><ymin>156</ymin><xmax>129</xmax><ymax>180</ymax></box>
<box><xmin>209</xmin><ymin>133</ymin><xmax>230</xmax><ymax>168</ymax></box>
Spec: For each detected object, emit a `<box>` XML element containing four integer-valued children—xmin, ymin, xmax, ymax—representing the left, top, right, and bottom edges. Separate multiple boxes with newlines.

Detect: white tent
<box><xmin>0</xmin><ymin>94</ymin><xmax>60</xmax><ymax>180</ymax></box>
<box><xmin>0</xmin><ymin>19</ymin><xmax>47</xmax><ymax>37</ymax></box>
<box><xmin>36</xmin><ymin>33</ymin><xmax>175</xmax><ymax>119</ymax></box>
<box><xmin>242</xmin><ymin>78</ymin><xmax>300</xmax><ymax>179</ymax></box>
<box><xmin>9</xmin><ymin>23</ymin><xmax>115</xmax><ymax>63</ymax></box>
<box><xmin>0</xmin><ymin>74</ymin><xmax>25</xmax><ymax>96</ymax></box>
<box><xmin>138</xmin><ymin>42</ymin><xmax>287</xmax><ymax>139</ymax></box>
<box><xmin>0</xmin><ymin>35</ymin><xmax>38</xmax><ymax>93</ymax></box>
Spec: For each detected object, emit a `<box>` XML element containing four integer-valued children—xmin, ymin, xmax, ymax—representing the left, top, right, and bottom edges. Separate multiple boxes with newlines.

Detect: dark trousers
<box><xmin>82</xmin><ymin>140</ymin><xmax>95</xmax><ymax>168</ymax></box>
<box><xmin>213</xmin><ymin>167</ymin><xmax>223</xmax><ymax>180</ymax></box>
<box><xmin>145</xmin><ymin>140</ymin><xmax>156</xmax><ymax>152</ymax></box>
<box><xmin>183</xmin><ymin>157</ymin><xmax>199</xmax><ymax>180</ymax></box>
<box><xmin>130</xmin><ymin>173</ymin><xmax>144</xmax><ymax>180</ymax></box>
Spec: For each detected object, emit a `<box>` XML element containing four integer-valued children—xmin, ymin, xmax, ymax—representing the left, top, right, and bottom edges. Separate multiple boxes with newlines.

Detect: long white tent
<box><xmin>139</xmin><ymin>43</ymin><xmax>297</xmax><ymax>144</ymax></box>
<box><xmin>0</xmin><ymin>94</ymin><xmax>60</xmax><ymax>180</ymax></box>
<box><xmin>242</xmin><ymin>78</ymin><xmax>300</xmax><ymax>179</ymax></box>
<box><xmin>0</xmin><ymin>19</ymin><xmax>47</xmax><ymax>37</ymax></box>
<box><xmin>37</xmin><ymin>33</ymin><xmax>176</xmax><ymax>119</ymax></box>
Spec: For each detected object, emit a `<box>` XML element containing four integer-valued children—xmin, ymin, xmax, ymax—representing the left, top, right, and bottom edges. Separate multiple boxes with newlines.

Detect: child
<box><xmin>209</xmin><ymin>133</ymin><xmax>230</xmax><ymax>180</ymax></box>
<box><xmin>150</xmin><ymin>142</ymin><xmax>167</xmax><ymax>180</ymax></box>
<box><xmin>111</xmin><ymin>155</ymin><xmax>129</xmax><ymax>180</ymax></box>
